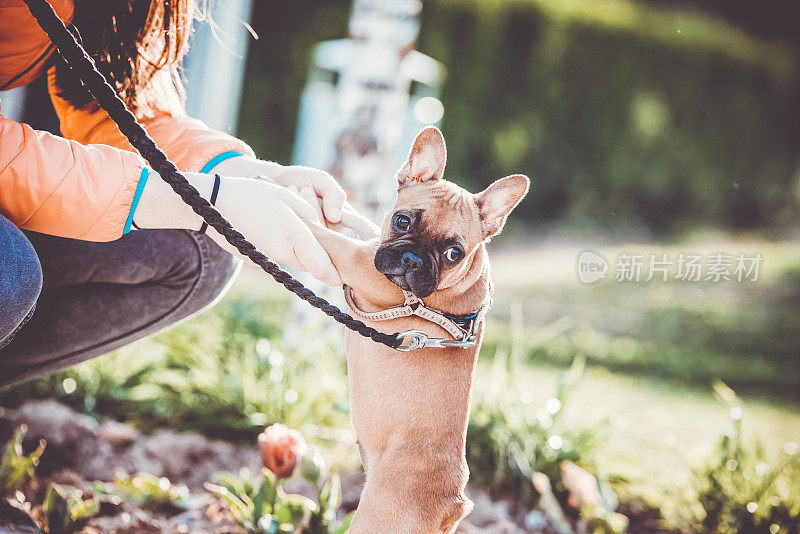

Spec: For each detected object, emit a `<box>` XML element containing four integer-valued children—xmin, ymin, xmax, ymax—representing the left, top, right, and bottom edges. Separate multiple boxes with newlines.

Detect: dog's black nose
<box><xmin>401</xmin><ymin>251</ymin><xmax>423</xmax><ymax>272</ymax></box>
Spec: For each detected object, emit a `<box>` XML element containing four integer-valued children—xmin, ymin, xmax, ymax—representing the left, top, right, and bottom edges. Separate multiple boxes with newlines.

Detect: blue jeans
<box><xmin>0</xmin><ymin>214</ymin><xmax>241</xmax><ymax>387</ymax></box>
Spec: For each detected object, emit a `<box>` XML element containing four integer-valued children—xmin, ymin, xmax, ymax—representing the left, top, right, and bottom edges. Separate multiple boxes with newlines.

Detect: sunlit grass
<box><xmin>500</xmin><ymin>363</ymin><xmax>800</xmax><ymax>501</ymax></box>
<box><xmin>481</xmin><ymin>238</ymin><xmax>800</xmax><ymax>396</ymax></box>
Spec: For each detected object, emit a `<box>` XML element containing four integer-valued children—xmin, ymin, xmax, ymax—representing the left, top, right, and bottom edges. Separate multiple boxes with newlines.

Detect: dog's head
<box><xmin>374</xmin><ymin>127</ymin><xmax>529</xmax><ymax>298</ymax></box>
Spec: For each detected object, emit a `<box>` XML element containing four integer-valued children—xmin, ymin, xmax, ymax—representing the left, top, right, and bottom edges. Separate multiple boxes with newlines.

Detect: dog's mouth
<box><xmin>374</xmin><ymin>242</ymin><xmax>439</xmax><ymax>298</ymax></box>
<box><xmin>387</xmin><ymin>273</ymin><xmax>436</xmax><ymax>298</ymax></box>
<box><xmin>389</xmin><ymin>275</ymin><xmax>412</xmax><ymax>292</ymax></box>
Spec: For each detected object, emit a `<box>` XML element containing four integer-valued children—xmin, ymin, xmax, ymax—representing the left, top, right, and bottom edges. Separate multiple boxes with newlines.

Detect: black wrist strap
<box><xmin>198</xmin><ymin>173</ymin><xmax>221</xmax><ymax>235</ymax></box>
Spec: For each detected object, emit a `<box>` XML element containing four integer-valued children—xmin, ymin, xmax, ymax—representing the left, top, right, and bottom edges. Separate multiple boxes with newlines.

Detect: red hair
<box><xmin>54</xmin><ymin>0</ymin><xmax>197</xmax><ymax>116</ymax></box>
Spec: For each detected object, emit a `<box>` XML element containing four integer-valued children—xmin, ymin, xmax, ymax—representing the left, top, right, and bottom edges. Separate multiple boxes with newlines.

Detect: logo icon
<box><xmin>577</xmin><ymin>249</ymin><xmax>608</xmax><ymax>284</ymax></box>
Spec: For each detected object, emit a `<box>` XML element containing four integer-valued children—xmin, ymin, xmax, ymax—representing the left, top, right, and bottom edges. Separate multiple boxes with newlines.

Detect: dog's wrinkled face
<box><xmin>374</xmin><ymin>127</ymin><xmax>529</xmax><ymax>297</ymax></box>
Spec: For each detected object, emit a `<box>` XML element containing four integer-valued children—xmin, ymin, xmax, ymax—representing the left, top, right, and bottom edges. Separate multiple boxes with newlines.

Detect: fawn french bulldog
<box><xmin>311</xmin><ymin>126</ymin><xmax>528</xmax><ymax>533</ymax></box>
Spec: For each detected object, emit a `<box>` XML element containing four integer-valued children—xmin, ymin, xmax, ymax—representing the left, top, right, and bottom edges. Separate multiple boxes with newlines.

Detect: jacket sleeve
<box><xmin>0</xmin><ymin>112</ymin><xmax>148</xmax><ymax>242</ymax></box>
<box><xmin>48</xmin><ymin>68</ymin><xmax>256</xmax><ymax>174</ymax></box>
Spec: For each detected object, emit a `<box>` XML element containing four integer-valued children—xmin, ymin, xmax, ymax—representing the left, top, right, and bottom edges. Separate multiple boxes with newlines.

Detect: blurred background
<box><xmin>2</xmin><ymin>0</ymin><xmax>799</xmax><ymax>532</ymax></box>
<box><xmin>238</xmin><ymin>0</ymin><xmax>800</xmax><ymax>237</ymax></box>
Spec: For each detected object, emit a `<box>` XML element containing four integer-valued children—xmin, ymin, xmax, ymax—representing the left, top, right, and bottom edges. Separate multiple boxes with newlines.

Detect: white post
<box><xmin>183</xmin><ymin>0</ymin><xmax>254</xmax><ymax>135</ymax></box>
<box><xmin>285</xmin><ymin>0</ymin><xmax>444</xmax><ymax>346</ymax></box>
<box><xmin>329</xmin><ymin>0</ymin><xmax>423</xmax><ymax>218</ymax></box>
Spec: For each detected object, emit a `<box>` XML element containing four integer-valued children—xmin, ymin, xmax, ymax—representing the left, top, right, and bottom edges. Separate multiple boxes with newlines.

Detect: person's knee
<box><xmin>128</xmin><ymin>229</ymin><xmax>239</xmax><ymax>318</ymax></box>
<box><xmin>183</xmin><ymin>232</ymin><xmax>241</xmax><ymax>313</ymax></box>
<box><xmin>0</xmin><ymin>218</ymin><xmax>43</xmax><ymax>343</ymax></box>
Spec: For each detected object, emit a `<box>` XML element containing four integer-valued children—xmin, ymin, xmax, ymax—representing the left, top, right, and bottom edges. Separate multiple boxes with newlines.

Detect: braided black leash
<box><xmin>22</xmin><ymin>0</ymin><xmax>403</xmax><ymax>349</ymax></box>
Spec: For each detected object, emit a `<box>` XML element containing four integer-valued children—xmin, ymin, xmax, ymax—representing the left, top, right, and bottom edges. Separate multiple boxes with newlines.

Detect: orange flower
<box><xmin>257</xmin><ymin>424</ymin><xmax>308</xmax><ymax>478</ymax></box>
<box><xmin>560</xmin><ymin>461</ymin><xmax>603</xmax><ymax>511</ymax></box>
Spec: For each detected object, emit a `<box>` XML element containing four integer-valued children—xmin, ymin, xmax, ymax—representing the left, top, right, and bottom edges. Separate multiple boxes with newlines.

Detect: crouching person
<box><xmin>0</xmin><ymin>0</ymin><xmax>373</xmax><ymax>386</ymax></box>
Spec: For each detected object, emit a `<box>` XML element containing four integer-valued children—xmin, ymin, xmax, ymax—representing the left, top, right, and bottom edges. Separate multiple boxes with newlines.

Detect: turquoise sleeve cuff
<box><xmin>201</xmin><ymin>151</ymin><xmax>245</xmax><ymax>174</ymax></box>
<box><xmin>122</xmin><ymin>167</ymin><xmax>150</xmax><ymax>235</ymax></box>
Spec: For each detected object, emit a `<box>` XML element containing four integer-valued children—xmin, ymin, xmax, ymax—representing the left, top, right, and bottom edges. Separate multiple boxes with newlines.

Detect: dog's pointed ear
<box><xmin>475</xmin><ymin>174</ymin><xmax>530</xmax><ymax>238</ymax></box>
<box><xmin>396</xmin><ymin>126</ymin><xmax>447</xmax><ymax>187</ymax></box>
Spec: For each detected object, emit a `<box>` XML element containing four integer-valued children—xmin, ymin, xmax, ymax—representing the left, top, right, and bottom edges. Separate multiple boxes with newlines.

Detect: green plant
<box><xmin>467</xmin><ymin>346</ymin><xmax>597</xmax><ymax>504</ymax></box>
<box><xmin>687</xmin><ymin>381</ymin><xmax>800</xmax><ymax>533</ymax></box>
<box><xmin>91</xmin><ymin>471</ymin><xmax>200</xmax><ymax>513</ymax></box>
<box><xmin>467</xmin><ymin>301</ymin><xmax>626</xmax><ymax>530</ymax></box>
<box><xmin>206</xmin><ymin>465</ymin><xmax>352</xmax><ymax>534</ymax></box>
<box><xmin>0</xmin><ymin>297</ymin><xmax>352</xmax><ymax>443</ymax></box>
<box><xmin>41</xmin><ymin>483</ymin><xmax>99</xmax><ymax>534</ymax></box>
<box><xmin>467</xmin><ymin>349</ymin><xmax>628</xmax><ymax>531</ymax></box>
<box><xmin>0</xmin><ymin>425</ymin><xmax>45</xmax><ymax>497</ymax></box>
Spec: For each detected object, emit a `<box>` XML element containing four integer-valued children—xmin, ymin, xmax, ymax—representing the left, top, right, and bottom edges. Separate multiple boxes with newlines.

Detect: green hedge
<box><xmin>238</xmin><ymin>0</ymin><xmax>800</xmax><ymax>235</ymax></box>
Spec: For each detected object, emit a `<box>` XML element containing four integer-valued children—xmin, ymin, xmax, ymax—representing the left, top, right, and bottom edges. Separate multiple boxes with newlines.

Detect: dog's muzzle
<box><xmin>374</xmin><ymin>243</ymin><xmax>438</xmax><ymax>298</ymax></box>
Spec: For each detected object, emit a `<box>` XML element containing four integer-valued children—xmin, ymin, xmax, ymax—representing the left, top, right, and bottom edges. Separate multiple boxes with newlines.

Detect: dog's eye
<box><xmin>392</xmin><ymin>213</ymin><xmax>412</xmax><ymax>232</ymax></box>
<box><xmin>443</xmin><ymin>247</ymin><xmax>463</xmax><ymax>263</ymax></box>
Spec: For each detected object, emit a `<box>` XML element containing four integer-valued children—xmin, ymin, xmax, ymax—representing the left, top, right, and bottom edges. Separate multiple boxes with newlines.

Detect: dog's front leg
<box><xmin>350</xmin><ymin>468</ymin><xmax>473</xmax><ymax>534</ymax></box>
<box><xmin>308</xmin><ymin>223</ymin><xmax>376</xmax><ymax>287</ymax></box>
<box><xmin>309</xmin><ymin>223</ymin><xmax>402</xmax><ymax>304</ymax></box>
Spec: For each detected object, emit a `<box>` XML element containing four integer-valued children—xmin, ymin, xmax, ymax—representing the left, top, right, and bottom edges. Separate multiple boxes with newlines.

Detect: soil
<box><xmin>0</xmin><ymin>401</ymin><xmax>541</xmax><ymax>533</ymax></box>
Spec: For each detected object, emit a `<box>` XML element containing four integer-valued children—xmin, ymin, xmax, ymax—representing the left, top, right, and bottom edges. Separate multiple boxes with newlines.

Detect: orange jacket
<box><xmin>0</xmin><ymin>0</ymin><xmax>254</xmax><ymax>241</ymax></box>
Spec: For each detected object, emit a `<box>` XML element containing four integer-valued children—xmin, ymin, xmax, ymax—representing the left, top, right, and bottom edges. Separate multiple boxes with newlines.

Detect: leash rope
<box><xmin>22</xmin><ymin>0</ymin><xmax>404</xmax><ymax>349</ymax></box>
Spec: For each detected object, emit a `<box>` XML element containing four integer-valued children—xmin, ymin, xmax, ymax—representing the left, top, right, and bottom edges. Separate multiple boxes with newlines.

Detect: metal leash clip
<box><xmin>395</xmin><ymin>330</ymin><xmax>477</xmax><ymax>351</ymax></box>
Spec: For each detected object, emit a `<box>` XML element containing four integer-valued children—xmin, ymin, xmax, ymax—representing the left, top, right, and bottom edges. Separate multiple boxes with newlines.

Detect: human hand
<box><xmin>212</xmin><ymin>158</ymin><xmax>344</xmax><ymax>223</ymax></box>
<box><xmin>134</xmin><ymin>172</ymin><xmax>341</xmax><ymax>286</ymax></box>
<box><xmin>211</xmin><ymin>177</ymin><xmax>342</xmax><ymax>285</ymax></box>
<box><xmin>290</xmin><ymin>186</ymin><xmax>380</xmax><ymax>241</ymax></box>
<box><xmin>212</xmin><ymin>158</ymin><xmax>379</xmax><ymax>240</ymax></box>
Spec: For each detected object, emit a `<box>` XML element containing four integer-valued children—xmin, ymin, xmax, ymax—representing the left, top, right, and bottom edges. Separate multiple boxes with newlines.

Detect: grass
<box><xmin>502</xmin><ymin>363</ymin><xmax>800</xmax><ymax>508</ymax></box>
<box><xmin>483</xmin><ymin>236</ymin><xmax>800</xmax><ymax>399</ymax></box>
<box><xmin>2</xmin><ymin>235</ymin><xmax>799</xmax><ymax>531</ymax></box>
<box><xmin>1</xmin><ymin>292</ymin><xmax>353</xmax><ymax>444</ymax></box>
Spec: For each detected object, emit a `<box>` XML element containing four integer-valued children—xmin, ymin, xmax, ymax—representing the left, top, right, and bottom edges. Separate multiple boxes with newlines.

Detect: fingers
<box><xmin>324</xmin><ymin>221</ymin><xmax>359</xmax><ymax>239</ymax></box>
<box><xmin>309</xmin><ymin>170</ymin><xmax>346</xmax><ymax>224</ymax></box>
<box><xmin>339</xmin><ymin>203</ymin><xmax>381</xmax><ymax>240</ymax></box>
<box><xmin>300</xmin><ymin>186</ymin><xmax>325</xmax><ymax>224</ymax></box>
<box><xmin>270</xmin><ymin>184</ymin><xmax>320</xmax><ymax>223</ymax></box>
<box><xmin>261</xmin><ymin>170</ymin><xmax>377</xmax><ymax>242</ymax></box>
<box><xmin>271</xmin><ymin>166</ymin><xmax>346</xmax><ymax>224</ymax></box>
